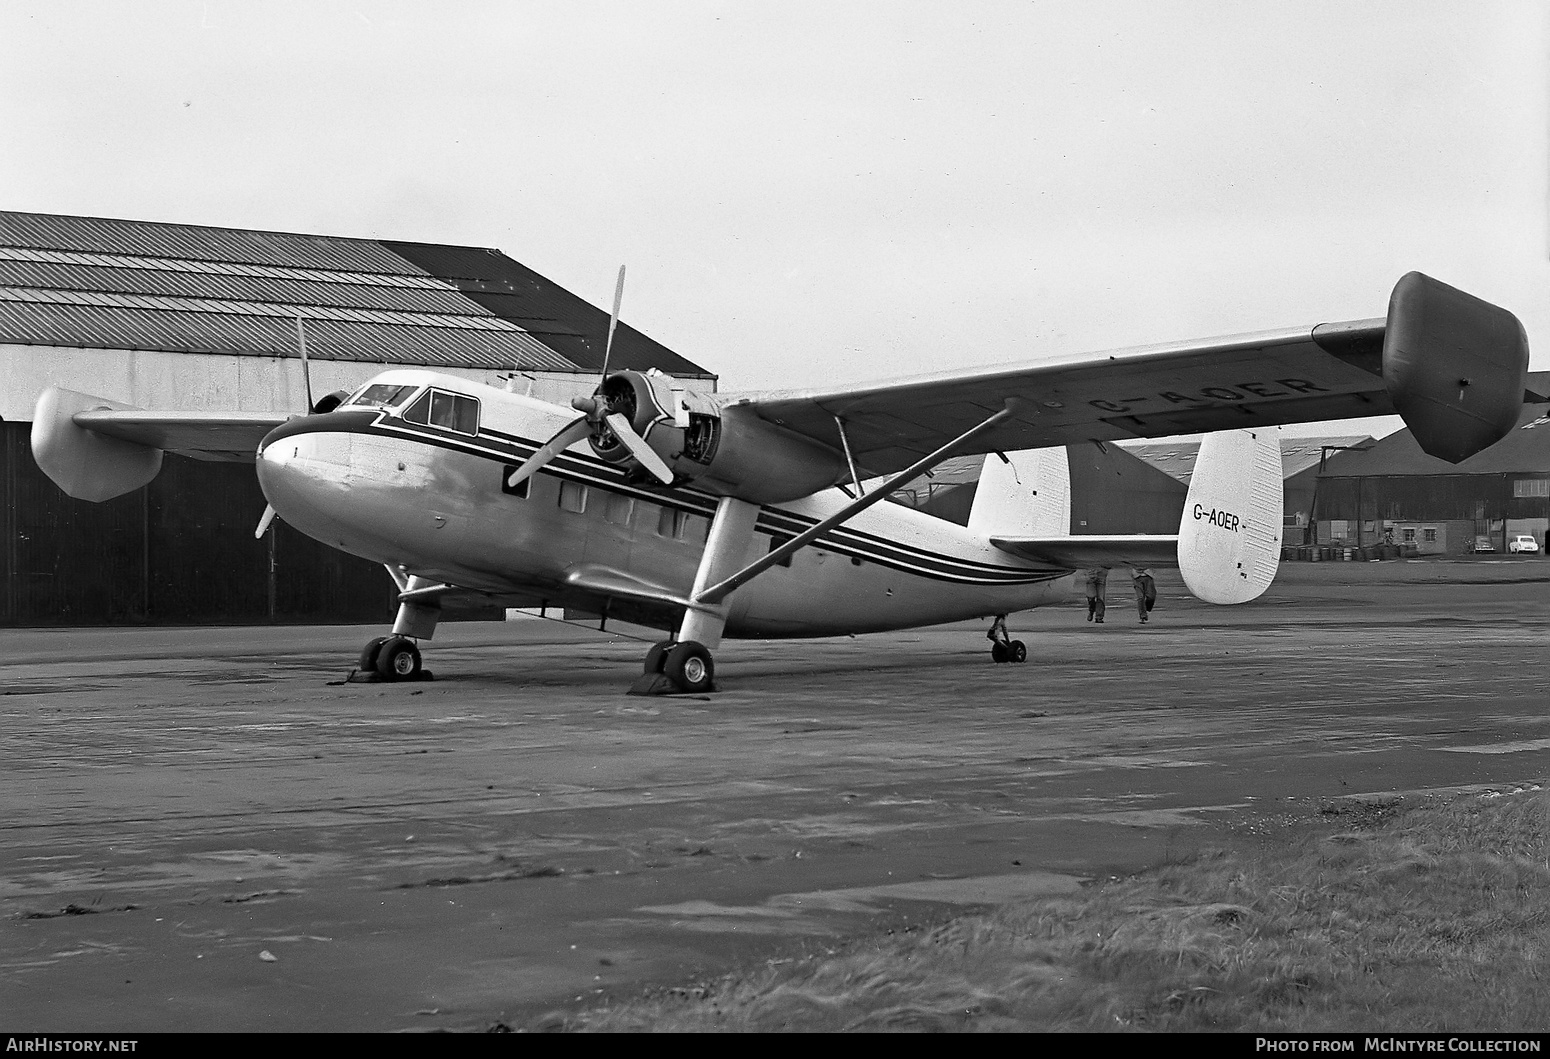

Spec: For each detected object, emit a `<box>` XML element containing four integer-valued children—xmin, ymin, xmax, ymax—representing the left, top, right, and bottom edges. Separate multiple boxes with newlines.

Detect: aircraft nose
<box><xmin>254</xmin><ymin>423</ymin><xmax>353</xmax><ymax>545</ymax></box>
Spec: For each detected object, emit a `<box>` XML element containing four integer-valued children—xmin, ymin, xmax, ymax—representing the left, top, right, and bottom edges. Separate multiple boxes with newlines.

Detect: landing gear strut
<box><xmin>987</xmin><ymin>615</ymin><xmax>1027</xmax><ymax>664</ymax></box>
<box><xmin>631</xmin><ymin>496</ymin><xmax>759</xmax><ymax>695</ymax></box>
<box><xmin>348</xmin><ymin>571</ymin><xmax>440</xmax><ymax>683</ymax></box>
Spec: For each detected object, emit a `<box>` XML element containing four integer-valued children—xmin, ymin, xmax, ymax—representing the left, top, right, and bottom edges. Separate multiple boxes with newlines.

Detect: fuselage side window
<box><xmin>655</xmin><ymin>507</ymin><xmax>709</xmax><ymax>541</ymax></box>
<box><xmin>604</xmin><ymin>493</ymin><xmax>634</xmax><ymax>526</ymax></box>
<box><xmin>768</xmin><ymin>533</ymin><xmax>794</xmax><ymax>568</ymax></box>
<box><xmin>559</xmin><ymin>481</ymin><xmax>588</xmax><ymax>513</ymax></box>
<box><xmin>429</xmin><ymin>391</ymin><xmax>480</xmax><ymax>435</ymax></box>
<box><xmin>657</xmin><ymin>506</ymin><xmax>680</xmax><ymax>538</ymax></box>
<box><xmin>501</xmin><ymin>466</ymin><xmax>530</xmax><ymax>499</ymax></box>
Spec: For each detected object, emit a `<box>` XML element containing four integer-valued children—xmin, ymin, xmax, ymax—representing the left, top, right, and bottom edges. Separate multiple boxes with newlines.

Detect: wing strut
<box><xmin>695</xmin><ymin>401</ymin><xmax>1021</xmax><ymax>605</ymax></box>
<box><xmin>833</xmin><ymin>416</ymin><xmax>866</xmax><ymax>497</ymax></box>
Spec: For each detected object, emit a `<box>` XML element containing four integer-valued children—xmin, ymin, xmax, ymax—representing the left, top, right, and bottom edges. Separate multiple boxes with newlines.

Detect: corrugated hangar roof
<box><xmin>0</xmin><ymin>211</ymin><xmax>715</xmax><ymax>380</ymax></box>
<box><xmin>1320</xmin><ymin>402</ymin><xmax>1550</xmax><ymax>478</ymax></box>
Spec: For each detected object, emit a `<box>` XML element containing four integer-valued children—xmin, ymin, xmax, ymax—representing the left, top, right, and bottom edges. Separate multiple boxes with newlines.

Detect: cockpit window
<box><xmin>402</xmin><ymin>388</ymin><xmax>480</xmax><ymax>436</ymax></box>
<box><xmin>348</xmin><ymin>383</ymin><xmax>418</xmax><ymax>410</ymax></box>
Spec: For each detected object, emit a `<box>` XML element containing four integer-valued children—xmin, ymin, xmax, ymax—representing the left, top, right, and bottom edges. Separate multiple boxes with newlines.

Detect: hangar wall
<box><xmin>0</xmin><ymin>343</ymin><xmax>685</xmax><ymax>421</ymax></box>
<box><xmin>1</xmin><ymin>422</ymin><xmax>397</xmax><ymax>625</ymax></box>
<box><xmin>1310</xmin><ymin>472</ymin><xmax>1550</xmax><ymax>554</ymax></box>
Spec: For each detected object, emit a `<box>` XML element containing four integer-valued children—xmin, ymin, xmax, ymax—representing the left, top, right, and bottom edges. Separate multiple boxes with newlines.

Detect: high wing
<box><xmin>70</xmin><ymin>409</ymin><xmax>287</xmax><ymax>461</ymax></box>
<box><xmin>731</xmin><ymin>273</ymin><xmax>1532</xmax><ymax>475</ymax></box>
<box><xmin>31</xmin><ymin>386</ymin><xmax>289</xmax><ymax>502</ymax></box>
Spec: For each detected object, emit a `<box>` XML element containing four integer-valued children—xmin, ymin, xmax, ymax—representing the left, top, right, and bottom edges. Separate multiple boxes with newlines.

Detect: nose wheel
<box><xmin>350</xmin><ymin>635</ymin><xmax>431</xmax><ymax>682</ymax></box>
<box><xmin>631</xmin><ymin>639</ymin><xmax>715</xmax><ymax>695</ymax></box>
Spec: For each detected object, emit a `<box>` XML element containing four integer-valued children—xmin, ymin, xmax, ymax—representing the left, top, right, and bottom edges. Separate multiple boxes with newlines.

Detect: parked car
<box><xmin>1508</xmin><ymin>534</ymin><xmax>1540</xmax><ymax>554</ymax></box>
<box><xmin>1472</xmin><ymin>535</ymin><xmax>1496</xmax><ymax>553</ymax></box>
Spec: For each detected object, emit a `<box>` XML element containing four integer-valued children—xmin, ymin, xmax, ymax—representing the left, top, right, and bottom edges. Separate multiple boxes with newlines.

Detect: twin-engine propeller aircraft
<box><xmin>31</xmin><ymin>271</ymin><xmax>1530</xmax><ymax>693</ymax></box>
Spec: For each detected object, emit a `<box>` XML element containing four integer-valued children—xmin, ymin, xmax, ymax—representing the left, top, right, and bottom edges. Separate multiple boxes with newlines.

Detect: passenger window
<box><xmin>768</xmin><ymin>533</ymin><xmax>793</xmax><ymax>568</ymax></box>
<box><xmin>657</xmin><ymin>506</ymin><xmax>684</xmax><ymax>538</ymax></box>
<box><xmin>604</xmin><ymin>494</ymin><xmax>633</xmax><ymax>526</ymax></box>
<box><xmin>559</xmin><ymin>481</ymin><xmax>588</xmax><ymax>513</ymax></box>
<box><xmin>656</xmin><ymin>508</ymin><xmax>709</xmax><ymax>541</ymax></box>
<box><xmin>501</xmin><ymin>466</ymin><xmax>530</xmax><ymax>499</ymax></box>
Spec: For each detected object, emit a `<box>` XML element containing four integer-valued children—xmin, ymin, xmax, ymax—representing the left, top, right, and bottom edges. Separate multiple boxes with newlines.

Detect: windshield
<box><xmin>347</xmin><ymin>383</ymin><xmax>420</xmax><ymax>410</ymax></box>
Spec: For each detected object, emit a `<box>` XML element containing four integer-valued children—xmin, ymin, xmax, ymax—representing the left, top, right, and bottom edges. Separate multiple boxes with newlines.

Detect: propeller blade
<box><xmin>598</xmin><ymin>265</ymin><xmax>625</xmax><ymax>381</ymax></box>
<box><xmin>254</xmin><ymin>503</ymin><xmax>278</xmax><ymax>539</ymax></box>
<box><xmin>295</xmin><ymin>317</ymin><xmax>315</xmax><ymax>412</ymax></box>
<box><xmin>506</xmin><ymin>416</ymin><xmax>591</xmax><ymax>491</ymax></box>
<box><xmin>605</xmin><ymin>412</ymin><xmax>674</xmax><ymax>485</ymax></box>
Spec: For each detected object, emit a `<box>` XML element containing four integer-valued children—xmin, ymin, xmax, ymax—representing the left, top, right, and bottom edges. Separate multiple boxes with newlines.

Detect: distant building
<box><xmin>1310</xmin><ymin>395</ymin><xmax>1550</xmax><ymax>557</ymax></box>
<box><xmin>0</xmin><ymin>211</ymin><xmax>715</xmax><ymax>625</ymax></box>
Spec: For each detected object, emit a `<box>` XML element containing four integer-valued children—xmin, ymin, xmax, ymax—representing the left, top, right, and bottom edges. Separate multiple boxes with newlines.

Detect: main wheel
<box><xmin>1008</xmin><ymin>639</ymin><xmax>1027</xmax><ymax>663</ymax></box>
<box><xmin>375</xmin><ymin>636</ymin><xmax>422</xmax><ymax>681</ymax></box>
<box><xmin>663</xmin><ymin>641</ymin><xmax>714</xmax><ymax>693</ymax></box>
<box><xmin>990</xmin><ymin>642</ymin><xmax>1009</xmax><ymax>663</ymax></box>
<box><xmin>358</xmin><ymin>635</ymin><xmax>390</xmax><ymax>672</ymax></box>
<box><xmin>643</xmin><ymin>640</ymin><xmax>673</xmax><ymax>674</ymax></box>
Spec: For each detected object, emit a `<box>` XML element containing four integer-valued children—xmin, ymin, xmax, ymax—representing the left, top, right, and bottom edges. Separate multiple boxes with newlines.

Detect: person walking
<box><xmin>1083</xmin><ymin>567</ymin><xmax>1108</xmax><ymax>623</ymax></box>
<box><xmin>1132</xmin><ymin>567</ymin><xmax>1156</xmax><ymax>623</ymax></box>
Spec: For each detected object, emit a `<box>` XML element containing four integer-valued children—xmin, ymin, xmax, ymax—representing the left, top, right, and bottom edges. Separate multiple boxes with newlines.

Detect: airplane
<box><xmin>29</xmin><ymin>270</ymin><xmax>1530</xmax><ymax>694</ymax></box>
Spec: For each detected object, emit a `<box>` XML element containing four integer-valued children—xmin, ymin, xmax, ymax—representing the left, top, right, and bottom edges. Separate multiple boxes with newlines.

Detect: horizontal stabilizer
<box><xmin>72</xmin><ymin>408</ymin><xmax>285</xmax><ymax>461</ymax></box>
<box><xmin>989</xmin><ymin>534</ymin><xmax>1178</xmax><ymax>569</ymax></box>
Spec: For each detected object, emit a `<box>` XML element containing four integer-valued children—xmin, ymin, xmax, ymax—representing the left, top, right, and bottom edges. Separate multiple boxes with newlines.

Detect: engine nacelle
<box><xmin>589</xmin><ymin>370</ymin><xmax>848</xmax><ymax>503</ymax></box>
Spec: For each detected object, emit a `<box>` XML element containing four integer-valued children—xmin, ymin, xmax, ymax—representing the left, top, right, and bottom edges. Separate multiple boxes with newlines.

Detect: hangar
<box><xmin>1309</xmin><ymin>399</ymin><xmax>1550</xmax><ymax>557</ymax></box>
<box><xmin>0</xmin><ymin>210</ymin><xmax>715</xmax><ymax>625</ymax></box>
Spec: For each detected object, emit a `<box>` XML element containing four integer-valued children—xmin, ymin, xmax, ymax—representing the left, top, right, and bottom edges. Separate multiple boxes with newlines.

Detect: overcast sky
<box><xmin>3</xmin><ymin>1</ymin><xmax>1545</xmax><ymax>439</ymax></box>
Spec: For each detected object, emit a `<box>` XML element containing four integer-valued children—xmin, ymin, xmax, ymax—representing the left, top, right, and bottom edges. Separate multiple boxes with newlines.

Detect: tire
<box><xmin>643</xmin><ymin>640</ymin><xmax>673</xmax><ymax>674</ymax></box>
<box><xmin>991</xmin><ymin>642</ymin><xmax>1009</xmax><ymax>663</ymax></box>
<box><xmin>664</xmin><ymin>641</ymin><xmax>714</xmax><ymax>693</ymax></box>
<box><xmin>358</xmin><ymin>636</ymin><xmax>390</xmax><ymax>672</ymax></box>
<box><xmin>375</xmin><ymin>636</ymin><xmax>422</xmax><ymax>681</ymax></box>
<box><xmin>1009</xmin><ymin>640</ymin><xmax>1027</xmax><ymax>663</ymax></box>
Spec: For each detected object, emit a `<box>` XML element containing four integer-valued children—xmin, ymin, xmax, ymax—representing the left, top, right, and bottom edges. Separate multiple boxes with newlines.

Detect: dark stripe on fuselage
<box><xmin>265</xmin><ymin>411</ymin><xmax>1057</xmax><ymax>587</ymax></box>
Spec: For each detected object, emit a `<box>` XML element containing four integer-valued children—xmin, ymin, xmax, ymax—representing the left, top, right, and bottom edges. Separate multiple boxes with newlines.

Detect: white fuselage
<box><xmin>255</xmin><ymin>370</ymin><xmax>1071</xmax><ymax>638</ymax></box>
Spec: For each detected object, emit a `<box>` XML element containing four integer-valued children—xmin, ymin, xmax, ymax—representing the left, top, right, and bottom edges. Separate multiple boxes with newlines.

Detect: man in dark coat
<box><xmin>1132</xmin><ymin>568</ymin><xmax>1156</xmax><ymax>624</ymax></box>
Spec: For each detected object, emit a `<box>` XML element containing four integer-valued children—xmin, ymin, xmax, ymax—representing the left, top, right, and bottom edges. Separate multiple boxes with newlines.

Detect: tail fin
<box><xmin>1178</xmin><ymin>428</ymin><xmax>1283</xmax><ymax>604</ymax></box>
<box><xmin>967</xmin><ymin>448</ymin><xmax>1070</xmax><ymax>538</ymax></box>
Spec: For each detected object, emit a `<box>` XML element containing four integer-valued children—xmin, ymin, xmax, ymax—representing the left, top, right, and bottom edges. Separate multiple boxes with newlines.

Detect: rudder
<box><xmin>1178</xmin><ymin>429</ymin><xmax>1283</xmax><ymax>604</ymax></box>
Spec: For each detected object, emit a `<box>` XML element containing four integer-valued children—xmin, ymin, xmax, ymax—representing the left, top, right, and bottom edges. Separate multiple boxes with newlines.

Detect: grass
<box><xmin>540</xmin><ymin>785</ymin><xmax>1550</xmax><ymax>1032</ymax></box>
